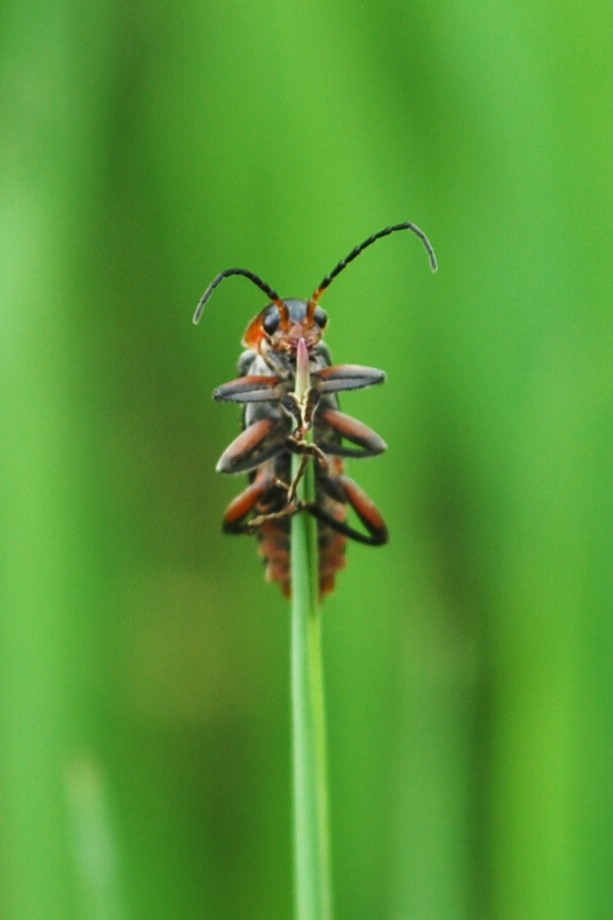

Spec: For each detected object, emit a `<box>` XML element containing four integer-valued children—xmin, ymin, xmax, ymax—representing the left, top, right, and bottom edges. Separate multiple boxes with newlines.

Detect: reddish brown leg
<box><xmin>223</xmin><ymin>472</ymin><xmax>295</xmax><ymax>534</ymax></box>
<box><xmin>214</xmin><ymin>375</ymin><xmax>283</xmax><ymax>403</ymax></box>
<box><xmin>223</xmin><ymin>477</ymin><xmax>272</xmax><ymax>534</ymax></box>
<box><xmin>314</xmin><ymin>364</ymin><xmax>385</xmax><ymax>394</ymax></box>
<box><xmin>216</xmin><ymin>417</ymin><xmax>291</xmax><ymax>474</ymax></box>
<box><xmin>306</xmin><ymin>474</ymin><xmax>388</xmax><ymax>545</ymax></box>
<box><xmin>317</xmin><ymin>408</ymin><xmax>387</xmax><ymax>458</ymax></box>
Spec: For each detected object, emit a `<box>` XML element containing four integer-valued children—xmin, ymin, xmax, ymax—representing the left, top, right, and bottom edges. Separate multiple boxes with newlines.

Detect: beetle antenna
<box><xmin>307</xmin><ymin>222</ymin><xmax>437</xmax><ymax>316</ymax></box>
<box><xmin>193</xmin><ymin>268</ymin><xmax>286</xmax><ymax>325</ymax></box>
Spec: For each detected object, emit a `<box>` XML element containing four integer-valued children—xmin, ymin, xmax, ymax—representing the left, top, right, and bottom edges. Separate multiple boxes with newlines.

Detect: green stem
<box><xmin>290</xmin><ymin>342</ymin><xmax>333</xmax><ymax>920</ymax></box>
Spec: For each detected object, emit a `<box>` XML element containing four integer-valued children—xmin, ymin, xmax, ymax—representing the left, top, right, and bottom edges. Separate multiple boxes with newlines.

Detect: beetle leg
<box><xmin>216</xmin><ymin>417</ymin><xmax>291</xmax><ymax>474</ymax></box>
<box><xmin>302</xmin><ymin>386</ymin><xmax>321</xmax><ymax>430</ymax></box>
<box><xmin>247</xmin><ymin>500</ymin><xmax>303</xmax><ymax>532</ymax></box>
<box><xmin>223</xmin><ymin>475</ymin><xmax>275</xmax><ymax>534</ymax></box>
<box><xmin>240</xmin><ymin>474</ymin><xmax>303</xmax><ymax>532</ymax></box>
<box><xmin>314</xmin><ymin>364</ymin><xmax>385</xmax><ymax>394</ymax></box>
<box><xmin>279</xmin><ymin>386</ymin><xmax>328</xmax><ymax>503</ymax></box>
<box><xmin>281</xmin><ymin>386</ymin><xmax>321</xmax><ymax>435</ymax></box>
<box><xmin>305</xmin><ymin>474</ymin><xmax>388</xmax><ymax>545</ymax></box>
<box><xmin>222</xmin><ymin>472</ymin><xmax>296</xmax><ymax>534</ymax></box>
<box><xmin>214</xmin><ymin>375</ymin><xmax>283</xmax><ymax>404</ymax></box>
<box><xmin>283</xmin><ymin>450</ymin><xmax>324</xmax><ymax>505</ymax></box>
<box><xmin>316</xmin><ymin>408</ymin><xmax>387</xmax><ymax>458</ymax></box>
<box><xmin>280</xmin><ymin>392</ymin><xmax>304</xmax><ymax>430</ymax></box>
<box><xmin>287</xmin><ymin>434</ymin><xmax>328</xmax><ymax>466</ymax></box>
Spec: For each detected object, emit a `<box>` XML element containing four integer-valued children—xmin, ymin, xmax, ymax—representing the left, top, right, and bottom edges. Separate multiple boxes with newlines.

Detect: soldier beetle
<box><xmin>194</xmin><ymin>223</ymin><xmax>437</xmax><ymax>596</ymax></box>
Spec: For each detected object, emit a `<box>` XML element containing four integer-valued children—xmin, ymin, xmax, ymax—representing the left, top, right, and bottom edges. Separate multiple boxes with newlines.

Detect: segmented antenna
<box><xmin>307</xmin><ymin>222</ymin><xmax>437</xmax><ymax>318</ymax></box>
<box><xmin>193</xmin><ymin>268</ymin><xmax>285</xmax><ymax>325</ymax></box>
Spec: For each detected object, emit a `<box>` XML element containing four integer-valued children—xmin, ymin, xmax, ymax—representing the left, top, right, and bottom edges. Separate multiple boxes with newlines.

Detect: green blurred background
<box><xmin>1</xmin><ymin>2</ymin><xmax>611</xmax><ymax>918</ymax></box>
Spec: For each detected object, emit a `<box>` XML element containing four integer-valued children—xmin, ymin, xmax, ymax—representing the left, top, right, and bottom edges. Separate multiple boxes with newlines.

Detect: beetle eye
<box><xmin>262</xmin><ymin>307</ymin><xmax>281</xmax><ymax>335</ymax></box>
<box><xmin>313</xmin><ymin>307</ymin><xmax>328</xmax><ymax>328</ymax></box>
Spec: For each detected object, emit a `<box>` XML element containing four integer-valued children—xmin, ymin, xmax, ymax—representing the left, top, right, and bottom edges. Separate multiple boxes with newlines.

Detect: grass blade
<box><xmin>290</xmin><ymin>340</ymin><xmax>333</xmax><ymax>920</ymax></box>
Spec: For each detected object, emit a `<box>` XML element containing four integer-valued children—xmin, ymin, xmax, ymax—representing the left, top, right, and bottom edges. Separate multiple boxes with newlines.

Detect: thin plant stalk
<box><xmin>290</xmin><ymin>339</ymin><xmax>333</xmax><ymax>920</ymax></box>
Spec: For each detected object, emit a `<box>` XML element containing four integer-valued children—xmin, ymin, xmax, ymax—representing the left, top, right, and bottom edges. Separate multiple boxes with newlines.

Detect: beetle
<box><xmin>194</xmin><ymin>222</ymin><xmax>437</xmax><ymax>597</ymax></box>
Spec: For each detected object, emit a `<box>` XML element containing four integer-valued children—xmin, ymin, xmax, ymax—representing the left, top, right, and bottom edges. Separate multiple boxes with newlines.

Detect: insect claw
<box><xmin>286</xmin><ymin>435</ymin><xmax>328</xmax><ymax>465</ymax></box>
<box><xmin>247</xmin><ymin>499</ymin><xmax>302</xmax><ymax>532</ymax></box>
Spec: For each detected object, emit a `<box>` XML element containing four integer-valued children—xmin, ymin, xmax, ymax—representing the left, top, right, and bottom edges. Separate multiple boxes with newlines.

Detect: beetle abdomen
<box><xmin>251</xmin><ymin>453</ymin><xmax>349</xmax><ymax>597</ymax></box>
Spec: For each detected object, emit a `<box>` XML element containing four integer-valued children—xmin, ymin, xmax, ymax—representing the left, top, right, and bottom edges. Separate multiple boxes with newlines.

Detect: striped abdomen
<box><xmin>253</xmin><ymin>453</ymin><xmax>348</xmax><ymax>597</ymax></box>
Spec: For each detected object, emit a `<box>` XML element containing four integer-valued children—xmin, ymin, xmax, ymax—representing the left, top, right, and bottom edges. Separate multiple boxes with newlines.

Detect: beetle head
<box><xmin>243</xmin><ymin>299</ymin><xmax>328</xmax><ymax>353</ymax></box>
